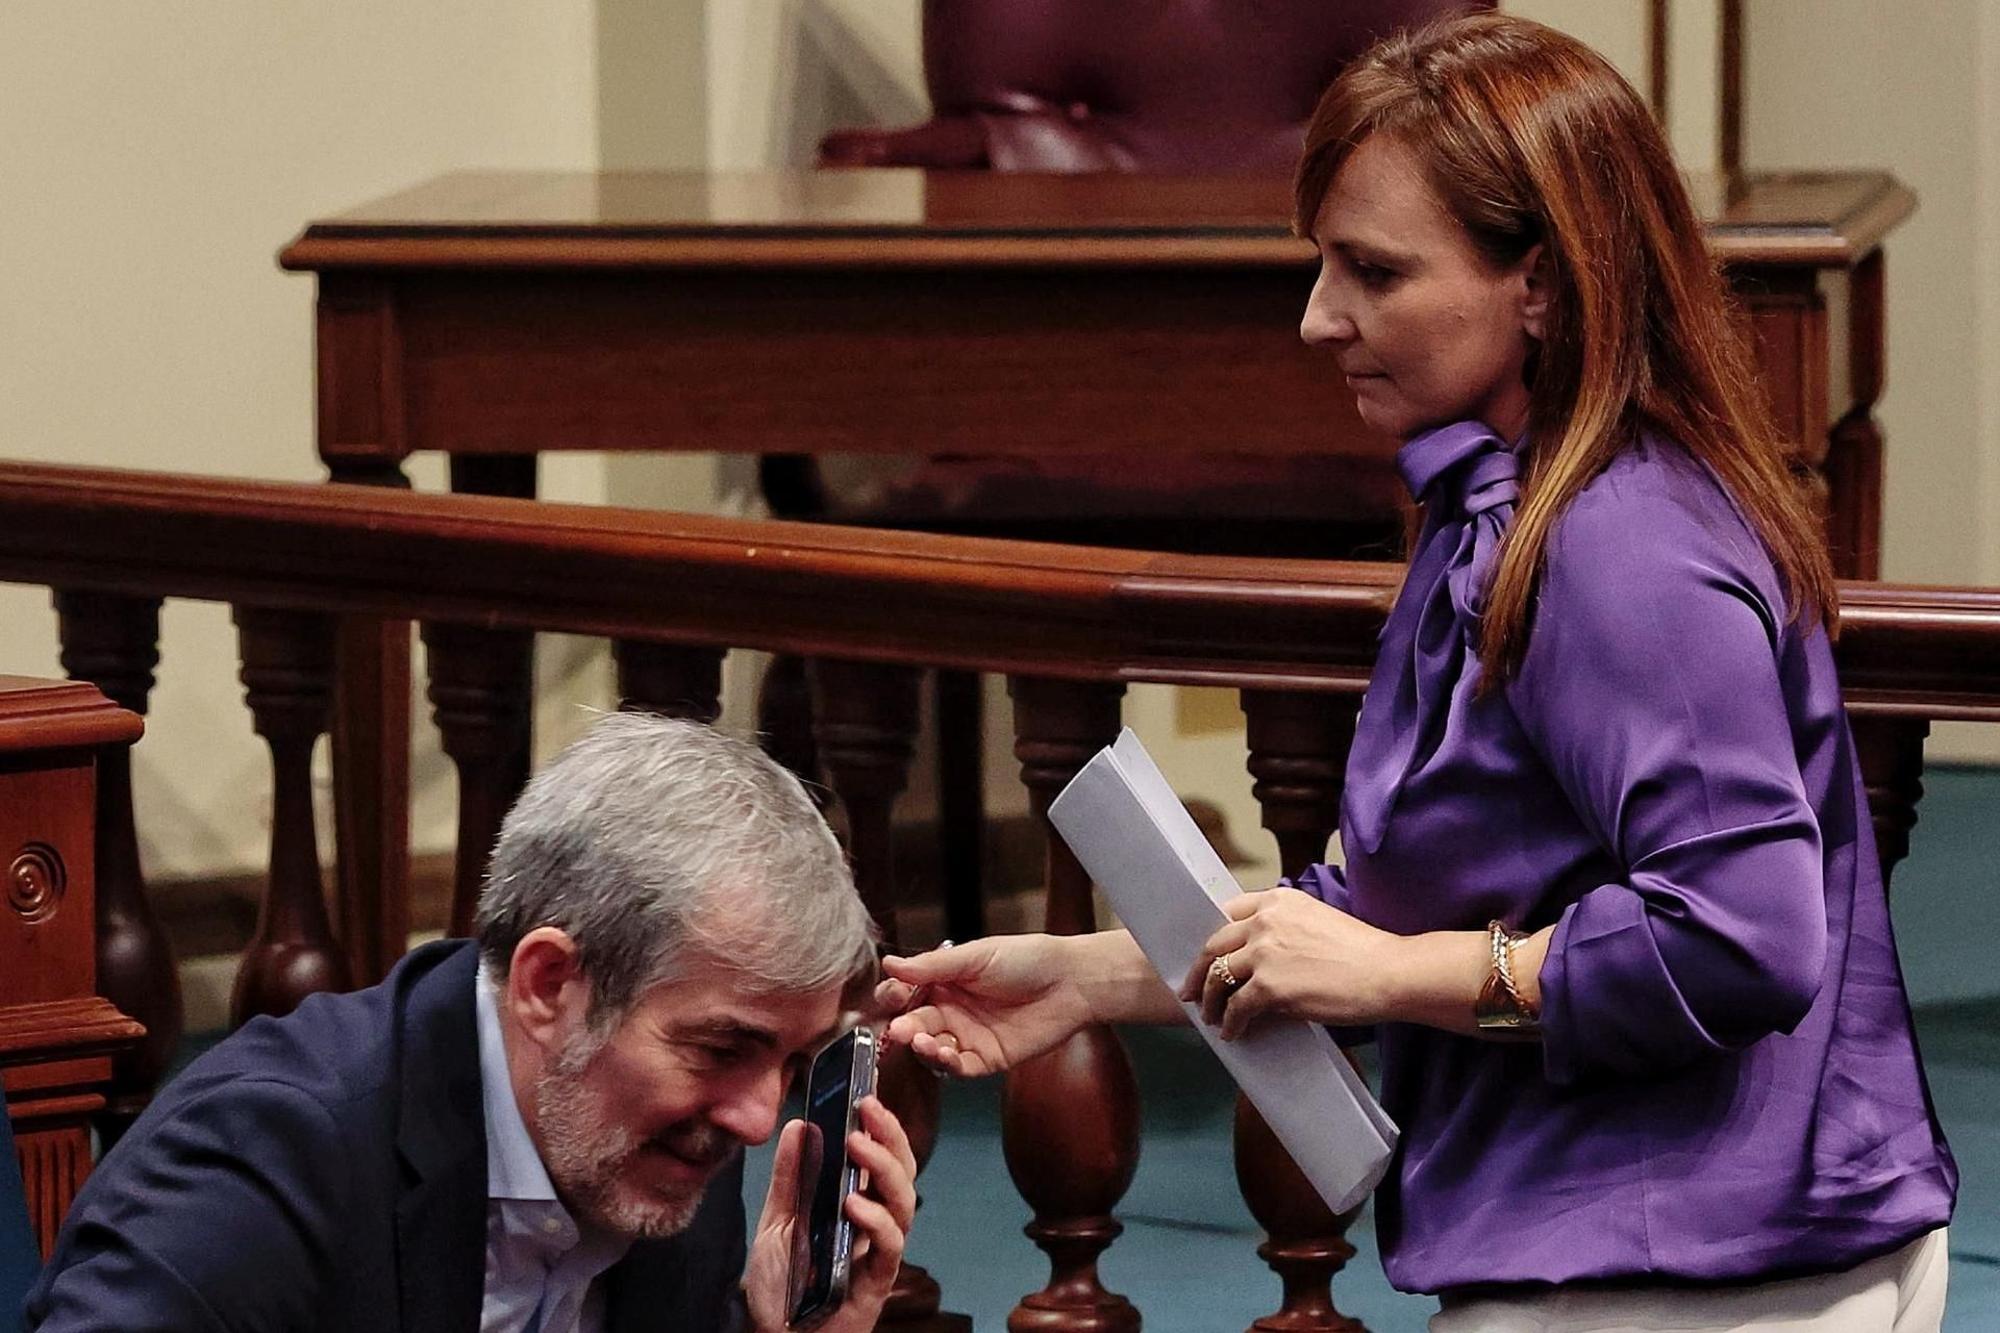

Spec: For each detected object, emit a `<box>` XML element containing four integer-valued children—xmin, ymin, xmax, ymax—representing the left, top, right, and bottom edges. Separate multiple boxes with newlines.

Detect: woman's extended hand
<box><xmin>875</xmin><ymin>935</ymin><xmax>1098</xmax><ymax>1078</ymax></box>
<box><xmin>1178</xmin><ymin>887</ymin><xmax>1407</xmax><ymax>1039</ymax></box>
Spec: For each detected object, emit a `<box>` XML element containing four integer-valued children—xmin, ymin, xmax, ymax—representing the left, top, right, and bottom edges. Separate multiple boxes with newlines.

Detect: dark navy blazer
<box><xmin>26</xmin><ymin>939</ymin><xmax>749</xmax><ymax>1332</ymax></box>
<box><xmin>1</xmin><ymin>1097</ymin><xmax>37</xmax><ymax>1333</ymax></box>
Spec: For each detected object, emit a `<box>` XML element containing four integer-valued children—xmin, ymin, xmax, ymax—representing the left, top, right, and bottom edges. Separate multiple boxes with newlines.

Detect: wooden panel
<box><xmin>278</xmin><ymin>169</ymin><xmax>1913</xmax><ymax>271</ymax></box>
<box><xmin>316</xmin><ymin>278</ymin><xmax>405</xmax><ymax>464</ymax></box>
<box><xmin>11</xmin><ymin>1124</ymin><xmax>88</xmax><ymax>1261</ymax></box>
<box><xmin>1730</xmin><ymin>268</ymin><xmax>1829</xmax><ymax>462</ymax></box>
<box><xmin>0</xmin><ymin>764</ymin><xmax>96</xmax><ymax>1008</ymax></box>
<box><xmin>0</xmin><ymin>678</ymin><xmax>143</xmax><ymax>1255</ymax></box>
<box><xmin>389</xmin><ymin>268</ymin><xmax>1384</xmax><ymax>471</ymax></box>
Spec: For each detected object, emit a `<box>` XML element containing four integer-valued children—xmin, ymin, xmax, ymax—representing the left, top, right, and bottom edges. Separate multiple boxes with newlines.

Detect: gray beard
<box><xmin>533</xmin><ymin>1036</ymin><xmax>732</xmax><ymax>1240</ymax></box>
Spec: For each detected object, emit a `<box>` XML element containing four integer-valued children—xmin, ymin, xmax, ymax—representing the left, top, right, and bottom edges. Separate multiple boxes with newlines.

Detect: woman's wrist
<box><xmin>1384</xmin><ymin>926</ymin><xmax>1553</xmax><ymax>1036</ymax></box>
<box><xmin>1382</xmin><ymin>930</ymin><xmax>1491</xmax><ymax>1034</ymax></box>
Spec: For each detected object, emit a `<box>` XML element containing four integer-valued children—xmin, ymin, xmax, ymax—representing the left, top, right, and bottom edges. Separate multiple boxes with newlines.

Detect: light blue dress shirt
<box><xmin>476</xmin><ymin>971</ymin><xmax>631</xmax><ymax>1333</ymax></box>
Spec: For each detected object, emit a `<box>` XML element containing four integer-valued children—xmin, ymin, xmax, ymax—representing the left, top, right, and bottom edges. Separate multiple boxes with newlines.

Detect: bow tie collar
<box><xmin>1398</xmin><ymin>419</ymin><xmax>1523</xmax><ymax>517</ymax></box>
<box><xmin>1343</xmin><ymin>422</ymin><xmax>1522</xmax><ymax>854</ymax></box>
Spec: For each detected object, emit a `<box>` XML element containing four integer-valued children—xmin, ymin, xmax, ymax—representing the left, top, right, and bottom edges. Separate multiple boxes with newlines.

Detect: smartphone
<box><xmin>786</xmin><ymin>1025</ymin><xmax>879</xmax><ymax>1331</ymax></box>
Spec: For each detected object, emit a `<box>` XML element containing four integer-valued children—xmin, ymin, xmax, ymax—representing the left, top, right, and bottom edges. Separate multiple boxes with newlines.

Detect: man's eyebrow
<box><xmin>672</xmin><ymin>1017</ymin><xmax>780</xmax><ymax>1049</ymax></box>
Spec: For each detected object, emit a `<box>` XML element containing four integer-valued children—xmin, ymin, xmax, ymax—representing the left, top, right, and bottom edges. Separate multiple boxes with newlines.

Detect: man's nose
<box><xmin>710</xmin><ymin>1068</ymin><xmax>786</xmax><ymax>1145</ymax></box>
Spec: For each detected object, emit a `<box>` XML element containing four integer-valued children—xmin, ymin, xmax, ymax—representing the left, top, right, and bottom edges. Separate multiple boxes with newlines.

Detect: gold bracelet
<box><xmin>1474</xmin><ymin>919</ymin><xmax>1541</xmax><ymax>1038</ymax></box>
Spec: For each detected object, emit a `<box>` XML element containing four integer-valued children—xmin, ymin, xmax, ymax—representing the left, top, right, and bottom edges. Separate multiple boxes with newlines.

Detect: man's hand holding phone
<box><xmin>743</xmin><ymin>1032</ymin><xmax>918</xmax><ymax>1332</ymax></box>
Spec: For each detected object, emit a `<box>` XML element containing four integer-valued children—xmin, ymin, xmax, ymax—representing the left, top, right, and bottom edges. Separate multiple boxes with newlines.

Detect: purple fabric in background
<box><xmin>1291</xmin><ymin>422</ymin><xmax>1956</xmax><ymax>1294</ymax></box>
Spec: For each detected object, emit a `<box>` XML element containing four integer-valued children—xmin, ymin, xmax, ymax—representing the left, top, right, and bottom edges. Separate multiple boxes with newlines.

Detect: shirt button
<box><xmin>541</xmin><ymin>1217</ymin><xmax>562</xmax><ymax>1235</ymax></box>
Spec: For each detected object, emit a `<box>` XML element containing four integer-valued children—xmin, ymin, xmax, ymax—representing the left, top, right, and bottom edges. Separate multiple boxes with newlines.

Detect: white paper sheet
<box><xmin>1047</xmin><ymin>728</ymin><xmax>1397</xmax><ymax>1213</ymax></box>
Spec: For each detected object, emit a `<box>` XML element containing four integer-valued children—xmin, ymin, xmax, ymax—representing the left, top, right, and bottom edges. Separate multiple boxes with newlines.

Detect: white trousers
<box><xmin>1429</xmin><ymin>1228</ymin><xmax>1949</xmax><ymax>1333</ymax></box>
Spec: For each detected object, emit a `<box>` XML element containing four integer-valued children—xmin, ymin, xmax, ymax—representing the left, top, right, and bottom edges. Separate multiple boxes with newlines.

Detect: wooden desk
<box><xmin>279</xmin><ymin>169</ymin><xmax>1912</xmax><ymax>979</ymax></box>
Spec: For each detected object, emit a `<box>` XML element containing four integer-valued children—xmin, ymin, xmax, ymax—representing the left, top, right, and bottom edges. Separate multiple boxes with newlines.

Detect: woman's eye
<box><xmin>1353</xmin><ymin>260</ymin><xmax>1396</xmax><ymax>288</ymax></box>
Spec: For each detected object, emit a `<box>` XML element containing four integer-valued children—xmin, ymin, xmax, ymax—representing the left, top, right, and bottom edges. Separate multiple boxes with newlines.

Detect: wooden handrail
<box><xmin>1</xmin><ymin>461</ymin><xmax>1997</xmax><ymax>714</ymax></box>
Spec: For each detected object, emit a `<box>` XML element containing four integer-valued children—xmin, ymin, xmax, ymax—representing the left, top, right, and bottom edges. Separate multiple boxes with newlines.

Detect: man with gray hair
<box><xmin>29</xmin><ymin>712</ymin><xmax>917</xmax><ymax>1333</ymax></box>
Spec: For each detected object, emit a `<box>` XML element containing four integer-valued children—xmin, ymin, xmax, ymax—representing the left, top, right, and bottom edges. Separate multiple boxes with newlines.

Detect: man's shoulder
<box><xmin>160</xmin><ymin>937</ymin><xmax>480</xmax><ymax>1117</ymax></box>
<box><xmin>27</xmin><ymin>941</ymin><xmax>486</xmax><ymax>1331</ymax></box>
<box><xmin>127</xmin><ymin>932</ymin><xmax>482</xmax><ymax>1152</ymax></box>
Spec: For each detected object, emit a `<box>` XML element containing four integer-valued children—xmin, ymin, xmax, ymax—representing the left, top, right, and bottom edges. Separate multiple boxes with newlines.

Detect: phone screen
<box><xmin>788</xmin><ymin>1027</ymin><xmax>875</xmax><ymax>1328</ymax></box>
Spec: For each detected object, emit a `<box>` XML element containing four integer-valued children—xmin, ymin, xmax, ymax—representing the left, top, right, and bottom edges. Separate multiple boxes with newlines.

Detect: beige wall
<box><xmin>1741</xmin><ymin>0</ymin><xmax>1999</xmax><ymax>761</ymax></box>
<box><xmin>0</xmin><ymin>2</ymin><xmax>599</xmax><ymax>879</ymax></box>
<box><xmin>705</xmin><ymin>0</ymin><xmax>924</xmax><ymax>170</ymax></box>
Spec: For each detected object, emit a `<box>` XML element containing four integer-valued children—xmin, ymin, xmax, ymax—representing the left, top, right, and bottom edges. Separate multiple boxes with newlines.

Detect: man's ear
<box><xmin>1518</xmin><ymin>242</ymin><xmax>1552</xmax><ymax>342</ymax></box>
<box><xmin>505</xmin><ymin>926</ymin><xmax>590</xmax><ymax>1056</ymax></box>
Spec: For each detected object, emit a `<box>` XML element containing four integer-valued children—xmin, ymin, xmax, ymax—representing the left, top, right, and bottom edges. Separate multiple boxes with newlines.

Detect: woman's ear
<box><xmin>506</xmin><ymin>926</ymin><xmax>591</xmax><ymax>1056</ymax></box>
<box><xmin>1518</xmin><ymin>243</ymin><xmax>1552</xmax><ymax>342</ymax></box>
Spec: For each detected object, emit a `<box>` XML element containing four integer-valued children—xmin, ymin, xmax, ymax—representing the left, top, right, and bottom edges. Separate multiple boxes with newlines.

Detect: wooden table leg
<box><xmin>332</xmin><ymin>615</ymin><xmax>410</xmax><ymax>987</ymax></box>
<box><xmin>327</xmin><ymin>460</ymin><xmax>412</xmax><ymax>987</ymax></box>
<box><xmin>1827</xmin><ymin>248</ymin><xmax>1886</xmax><ymax>580</ymax></box>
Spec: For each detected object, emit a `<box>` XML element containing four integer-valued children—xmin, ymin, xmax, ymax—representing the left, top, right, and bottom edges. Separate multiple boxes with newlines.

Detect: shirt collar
<box><xmin>476</xmin><ymin>965</ymin><xmax>561</xmax><ymax>1205</ymax></box>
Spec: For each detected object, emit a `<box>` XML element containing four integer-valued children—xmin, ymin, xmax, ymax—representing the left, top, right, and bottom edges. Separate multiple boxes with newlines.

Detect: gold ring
<box><xmin>1209</xmin><ymin>955</ymin><xmax>1242</xmax><ymax>991</ymax></box>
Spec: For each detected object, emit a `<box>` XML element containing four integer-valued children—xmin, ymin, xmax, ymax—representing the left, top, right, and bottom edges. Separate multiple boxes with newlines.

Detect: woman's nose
<box><xmin>1300</xmin><ymin>278</ymin><xmax>1356</xmax><ymax>347</ymax></box>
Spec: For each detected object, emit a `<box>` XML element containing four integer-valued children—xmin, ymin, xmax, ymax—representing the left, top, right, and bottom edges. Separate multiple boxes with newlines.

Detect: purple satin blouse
<box><xmin>1294</xmin><ymin>422</ymin><xmax>1956</xmax><ymax>1293</ymax></box>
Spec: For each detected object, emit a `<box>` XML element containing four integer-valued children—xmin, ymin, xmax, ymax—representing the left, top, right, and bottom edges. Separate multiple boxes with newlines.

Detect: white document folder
<box><xmin>1046</xmin><ymin>728</ymin><xmax>1397</xmax><ymax>1214</ymax></box>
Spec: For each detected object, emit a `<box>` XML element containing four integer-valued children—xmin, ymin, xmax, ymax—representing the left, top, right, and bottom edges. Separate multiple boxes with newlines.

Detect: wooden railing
<box><xmin>2</xmin><ymin>459</ymin><xmax>1997</xmax><ymax>1332</ymax></box>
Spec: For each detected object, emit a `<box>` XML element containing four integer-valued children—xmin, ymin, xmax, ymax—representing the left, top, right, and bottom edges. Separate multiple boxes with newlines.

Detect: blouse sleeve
<box><xmin>1510</xmin><ymin>485</ymin><xmax>1827</xmax><ymax>1087</ymax></box>
<box><xmin>1283</xmin><ymin>861</ymin><xmax>1351</xmax><ymax>911</ymax></box>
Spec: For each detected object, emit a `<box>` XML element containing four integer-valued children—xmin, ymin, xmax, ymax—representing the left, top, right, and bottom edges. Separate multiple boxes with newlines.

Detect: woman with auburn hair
<box><xmin>881</xmin><ymin>12</ymin><xmax>1955</xmax><ymax>1330</ymax></box>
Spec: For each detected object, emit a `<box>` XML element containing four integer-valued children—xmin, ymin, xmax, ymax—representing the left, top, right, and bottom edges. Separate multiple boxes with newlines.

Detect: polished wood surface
<box><xmin>0</xmin><ymin>677</ymin><xmax>145</xmax><ymax>1256</ymax></box>
<box><xmin>0</xmin><ymin>676</ymin><xmax>144</xmax><ymax>754</ymax></box>
<box><xmin>282</xmin><ymin>169</ymin><xmax>1909</xmax><ymax>269</ymax></box>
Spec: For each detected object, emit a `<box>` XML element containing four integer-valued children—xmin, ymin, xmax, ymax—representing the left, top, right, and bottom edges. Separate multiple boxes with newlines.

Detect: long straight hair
<box><xmin>1295</xmin><ymin>13</ymin><xmax>1837</xmax><ymax>680</ymax></box>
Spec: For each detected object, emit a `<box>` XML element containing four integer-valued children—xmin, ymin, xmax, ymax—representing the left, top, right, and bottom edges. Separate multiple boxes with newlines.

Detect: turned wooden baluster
<box><xmin>807</xmin><ymin>660</ymin><xmax>969</xmax><ymax>1332</ymax></box>
<box><xmin>421</xmin><ymin>621</ymin><xmax>535</xmax><ymax>937</ymax></box>
<box><xmin>756</xmin><ymin>653</ymin><xmax>826</xmax><ymax>809</ymax></box>
<box><xmin>231</xmin><ymin>607</ymin><xmax>351</xmax><ymax>1024</ymax></box>
<box><xmin>1850</xmin><ymin>713</ymin><xmax>1929</xmax><ymax>889</ymax></box>
<box><xmin>935</xmin><ymin>668</ymin><xmax>988</xmax><ymax>943</ymax></box>
<box><xmin>53</xmin><ymin>590</ymin><xmax>183</xmax><ymax>1143</ymax></box>
<box><xmin>1239</xmin><ymin>690</ymin><xmax>1366</xmax><ymax>1333</ymax></box>
<box><xmin>1003</xmin><ymin>676</ymin><xmax>1140</xmax><ymax>1333</ymax></box>
<box><xmin>614</xmin><ymin>640</ymin><xmax>725</xmax><ymax>723</ymax></box>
